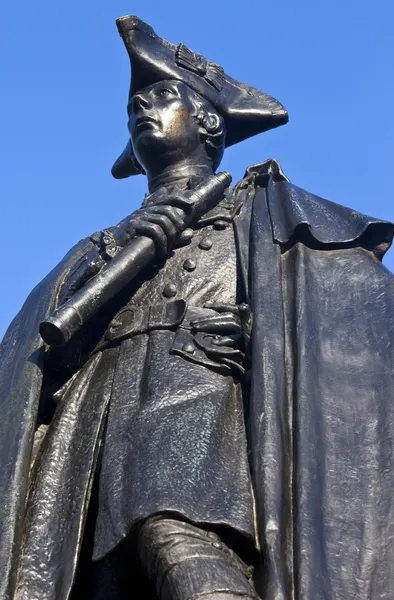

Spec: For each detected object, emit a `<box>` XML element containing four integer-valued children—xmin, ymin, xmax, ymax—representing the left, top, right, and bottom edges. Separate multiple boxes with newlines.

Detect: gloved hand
<box><xmin>190</xmin><ymin>303</ymin><xmax>253</xmax><ymax>366</ymax></box>
<box><xmin>114</xmin><ymin>190</ymin><xmax>198</xmax><ymax>257</ymax></box>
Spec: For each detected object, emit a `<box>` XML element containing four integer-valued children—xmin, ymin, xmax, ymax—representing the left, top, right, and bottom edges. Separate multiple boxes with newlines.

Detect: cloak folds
<box><xmin>0</xmin><ymin>236</ymin><xmax>94</xmax><ymax>599</ymax></box>
<box><xmin>237</xmin><ymin>170</ymin><xmax>394</xmax><ymax>599</ymax></box>
<box><xmin>1</xmin><ymin>160</ymin><xmax>394</xmax><ymax>599</ymax></box>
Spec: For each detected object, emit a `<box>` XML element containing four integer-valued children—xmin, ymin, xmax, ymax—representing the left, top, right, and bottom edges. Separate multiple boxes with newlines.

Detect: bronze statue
<box><xmin>1</xmin><ymin>15</ymin><xmax>394</xmax><ymax>600</ymax></box>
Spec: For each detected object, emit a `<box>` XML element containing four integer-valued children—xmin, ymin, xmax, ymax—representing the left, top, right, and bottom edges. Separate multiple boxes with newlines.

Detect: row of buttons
<box><xmin>162</xmin><ymin>232</ymin><xmax>214</xmax><ymax>298</ymax></box>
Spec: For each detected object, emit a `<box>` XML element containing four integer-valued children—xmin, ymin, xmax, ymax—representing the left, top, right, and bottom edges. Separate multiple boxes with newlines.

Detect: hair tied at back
<box><xmin>202</xmin><ymin>113</ymin><xmax>221</xmax><ymax>134</ymax></box>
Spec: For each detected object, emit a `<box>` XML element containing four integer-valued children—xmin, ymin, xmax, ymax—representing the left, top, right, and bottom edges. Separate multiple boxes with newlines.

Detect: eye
<box><xmin>159</xmin><ymin>88</ymin><xmax>173</xmax><ymax>97</ymax></box>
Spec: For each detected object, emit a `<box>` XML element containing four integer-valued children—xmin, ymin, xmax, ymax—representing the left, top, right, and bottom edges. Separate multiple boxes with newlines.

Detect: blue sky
<box><xmin>1</xmin><ymin>0</ymin><xmax>393</xmax><ymax>338</ymax></box>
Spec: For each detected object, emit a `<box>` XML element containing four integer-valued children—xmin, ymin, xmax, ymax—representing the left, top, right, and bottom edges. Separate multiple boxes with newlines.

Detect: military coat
<box><xmin>2</xmin><ymin>160</ymin><xmax>394</xmax><ymax>600</ymax></box>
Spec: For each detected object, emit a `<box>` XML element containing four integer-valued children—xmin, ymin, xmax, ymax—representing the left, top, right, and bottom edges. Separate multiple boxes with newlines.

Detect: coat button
<box><xmin>163</xmin><ymin>283</ymin><xmax>177</xmax><ymax>298</ymax></box>
<box><xmin>183</xmin><ymin>258</ymin><xmax>196</xmax><ymax>272</ymax></box>
<box><xmin>182</xmin><ymin>343</ymin><xmax>195</xmax><ymax>354</ymax></box>
<box><xmin>199</xmin><ymin>237</ymin><xmax>213</xmax><ymax>250</ymax></box>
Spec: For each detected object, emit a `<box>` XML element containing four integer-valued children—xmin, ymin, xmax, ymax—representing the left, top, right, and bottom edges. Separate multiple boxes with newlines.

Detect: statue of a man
<box><xmin>1</xmin><ymin>15</ymin><xmax>394</xmax><ymax>600</ymax></box>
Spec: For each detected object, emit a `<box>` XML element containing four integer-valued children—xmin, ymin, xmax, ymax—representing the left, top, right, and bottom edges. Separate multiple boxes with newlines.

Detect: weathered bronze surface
<box><xmin>1</xmin><ymin>14</ymin><xmax>394</xmax><ymax>600</ymax></box>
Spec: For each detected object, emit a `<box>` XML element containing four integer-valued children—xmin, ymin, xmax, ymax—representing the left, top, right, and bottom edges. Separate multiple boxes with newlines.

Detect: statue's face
<box><xmin>128</xmin><ymin>80</ymin><xmax>202</xmax><ymax>171</ymax></box>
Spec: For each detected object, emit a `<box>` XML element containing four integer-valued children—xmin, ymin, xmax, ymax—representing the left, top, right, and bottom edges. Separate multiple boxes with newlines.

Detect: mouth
<box><xmin>135</xmin><ymin>116</ymin><xmax>158</xmax><ymax>131</ymax></box>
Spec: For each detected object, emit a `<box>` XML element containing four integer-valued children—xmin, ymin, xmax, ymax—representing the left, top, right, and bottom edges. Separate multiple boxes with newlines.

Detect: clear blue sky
<box><xmin>1</xmin><ymin>0</ymin><xmax>393</xmax><ymax>339</ymax></box>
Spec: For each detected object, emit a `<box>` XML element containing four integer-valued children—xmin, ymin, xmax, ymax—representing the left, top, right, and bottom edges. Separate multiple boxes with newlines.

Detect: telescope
<box><xmin>40</xmin><ymin>172</ymin><xmax>232</xmax><ymax>347</ymax></box>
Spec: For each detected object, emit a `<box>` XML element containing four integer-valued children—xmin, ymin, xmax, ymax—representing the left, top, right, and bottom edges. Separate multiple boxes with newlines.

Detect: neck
<box><xmin>146</xmin><ymin>157</ymin><xmax>214</xmax><ymax>193</ymax></box>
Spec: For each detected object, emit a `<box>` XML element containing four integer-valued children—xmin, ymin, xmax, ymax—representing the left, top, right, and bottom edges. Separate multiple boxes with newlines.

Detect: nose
<box><xmin>133</xmin><ymin>94</ymin><xmax>151</xmax><ymax>110</ymax></box>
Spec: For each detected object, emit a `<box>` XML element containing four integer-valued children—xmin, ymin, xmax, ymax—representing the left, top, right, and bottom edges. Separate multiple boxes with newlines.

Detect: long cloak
<box><xmin>1</xmin><ymin>160</ymin><xmax>394</xmax><ymax>599</ymax></box>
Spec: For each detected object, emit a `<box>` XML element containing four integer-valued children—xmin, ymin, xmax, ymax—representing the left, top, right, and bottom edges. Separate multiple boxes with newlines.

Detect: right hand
<box><xmin>114</xmin><ymin>194</ymin><xmax>191</xmax><ymax>257</ymax></box>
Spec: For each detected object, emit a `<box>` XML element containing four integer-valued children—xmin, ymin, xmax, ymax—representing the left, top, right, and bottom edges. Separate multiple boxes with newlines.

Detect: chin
<box><xmin>134</xmin><ymin>127</ymin><xmax>164</xmax><ymax>144</ymax></box>
<box><xmin>133</xmin><ymin>134</ymin><xmax>170</xmax><ymax>168</ymax></box>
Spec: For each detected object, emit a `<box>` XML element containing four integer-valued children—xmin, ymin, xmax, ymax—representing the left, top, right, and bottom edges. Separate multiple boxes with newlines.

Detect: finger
<box><xmin>143</xmin><ymin>213</ymin><xmax>178</xmax><ymax>241</ymax></box>
<box><xmin>133</xmin><ymin>220</ymin><xmax>168</xmax><ymax>256</ymax></box>
<box><xmin>191</xmin><ymin>315</ymin><xmax>241</xmax><ymax>333</ymax></box>
<box><xmin>205</xmin><ymin>343</ymin><xmax>243</xmax><ymax>358</ymax></box>
<box><xmin>115</xmin><ymin>224</ymin><xmax>136</xmax><ymax>247</ymax></box>
<box><xmin>211</xmin><ymin>335</ymin><xmax>241</xmax><ymax>347</ymax></box>
<box><xmin>192</xmin><ymin>314</ymin><xmax>240</xmax><ymax>328</ymax></box>
<box><xmin>113</xmin><ymin>211</ymin><xmax>145</xmax><ymax>246</ymax></box>
<box><xmin>203</xmin><ymin>303</ymin><xmax>240</xmax><ymax>316</ymax></box>
<box><xmin>148</xmin><ymin>205</ymin><xmax>185</xmax><ymax>232</ymax></box>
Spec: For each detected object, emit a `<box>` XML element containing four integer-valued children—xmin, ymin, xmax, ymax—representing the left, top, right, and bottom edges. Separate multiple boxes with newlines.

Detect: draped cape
<box><xmin>1</xmin><ymin>160</ymin><xmax>394</xmax><ymax>599</ymax></box>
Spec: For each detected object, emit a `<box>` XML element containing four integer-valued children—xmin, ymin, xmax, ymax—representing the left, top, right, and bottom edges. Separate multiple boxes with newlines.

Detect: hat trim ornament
<box><xmin>175</xmin><ymin>44</ymin><xmax>225</xmax><ymax>92</ymax></box>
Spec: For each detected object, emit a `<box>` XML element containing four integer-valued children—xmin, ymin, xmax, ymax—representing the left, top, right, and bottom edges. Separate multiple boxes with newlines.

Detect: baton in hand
<box><xmin>40</xmin><ymin>172</ymin><xmax>232</xmax><ymax>347</ymax></box>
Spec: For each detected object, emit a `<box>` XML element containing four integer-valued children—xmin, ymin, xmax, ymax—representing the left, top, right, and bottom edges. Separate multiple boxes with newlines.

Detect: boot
<box><xmin>137</xmin><ymin>515</ymin><xmax>259</xmax><ymax>600</ymax></box>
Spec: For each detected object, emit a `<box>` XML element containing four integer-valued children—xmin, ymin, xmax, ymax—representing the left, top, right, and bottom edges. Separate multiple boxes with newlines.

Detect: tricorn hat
<box><xmin>112</xmin><ymin>16</ymin><xmax>288</xmax><ymax>179</ymax></box>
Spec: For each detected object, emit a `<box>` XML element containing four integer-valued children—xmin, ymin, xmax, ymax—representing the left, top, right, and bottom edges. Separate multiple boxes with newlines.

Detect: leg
<box><xmin>137</xmin><ymin>515</ymin><xmax>259</xmax><ymax>600</ymax></box>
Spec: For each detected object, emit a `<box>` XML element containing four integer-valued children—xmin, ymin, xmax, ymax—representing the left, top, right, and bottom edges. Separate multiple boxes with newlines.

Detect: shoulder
<box><xmin>8</xmin><ymin>235</ymin><xmax>93</xmax><ymax>334</ymax></box>
<box><xmin>232</xmin><ymin>159</ymin><xmax>288</xmax><ymax>196</ymax></box>
<box><xmin>233</xmin><ymin>159</ymin><xmax>394</xmax><ymax>260</ymax></box>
